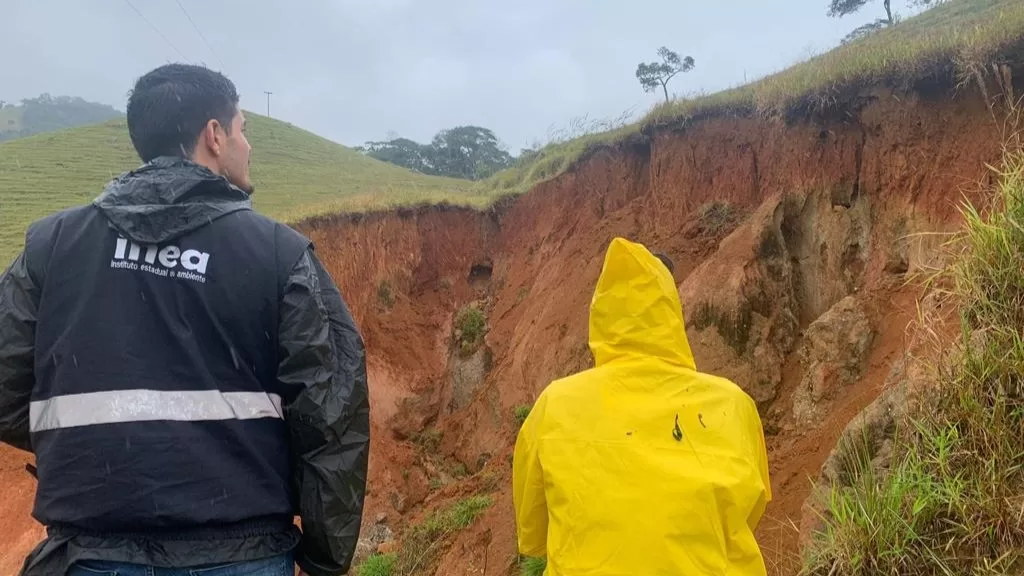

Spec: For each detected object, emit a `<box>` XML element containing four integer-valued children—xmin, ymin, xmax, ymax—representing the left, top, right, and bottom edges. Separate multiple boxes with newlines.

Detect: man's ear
<box><xmin>201</xmin><ymin>118</ymin><xmax>224</xmax><ymax>157</ymax></box>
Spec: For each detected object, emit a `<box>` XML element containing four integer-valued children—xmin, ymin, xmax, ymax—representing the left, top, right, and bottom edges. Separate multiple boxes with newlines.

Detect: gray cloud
<box><xmin>2</xmin><ymin>0</ymin><xmax>911</xmax><ymax>151</ymax></box>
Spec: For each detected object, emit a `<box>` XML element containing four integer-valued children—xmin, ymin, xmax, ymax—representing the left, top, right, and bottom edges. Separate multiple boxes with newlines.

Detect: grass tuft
<box><xmin>697</xmin><ymin>200</ymin><xmax>739</xmax><ymax>235</ymax></box>
<box><xmin>454</xmin><ymin>306</ymin><xmax>487</xmax><ymax>354</ymax></box>
<box><xmin>414</xmin><ymin>429</ymin><xmax>442</xmax><ymax>454</ymax></box>
<box><xmin>392</xmin><ymin>496</ymin><xmax>493</xmax><ymax>576</ymax></box>
<box><xmin>520</xmin><ymin>556</ymin><xmax>547</xmax><ymax>576</ymax></box>
<box><xmin>357</xmin><ymin>553</ymin><xmax>397</xmax><ymax>576</ymax></box>
<box><xmin>377</xmin><ymin>280</ymin><xmax>397</xmax><ymax>309</ymax></box>
<box><xmin>802</xmin><ymin>148</ymin><xmax>1024</xmax><ymax>575</ymax></box>
<box><xmin>513</xmin><ymin>404</ymin><xmax>533</xmax><ymax>427</ymax></box>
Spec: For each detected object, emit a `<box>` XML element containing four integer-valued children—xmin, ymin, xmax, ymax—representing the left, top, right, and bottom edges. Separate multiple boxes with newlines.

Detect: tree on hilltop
<box><xmin>828</xmin><ymin>0</ymin><xmax>895</xmax><ymax>43</ymax></box>
<box><xmin>828</xmin><ymin>0</ymin><xmax>893</xmax><ymax>24</ymax></box>
<box><xmin>829</xmin><ymin>0</ymin><xmax>947</xmax><ymax>43</ymax></box>
<box><xmin>359</xmin><ymin>125</ymin><xmax>513</xmax><ymax>181</ymax></box>
<box><xmin>430</xmin><ymin>125</ymin><xmax>513</xmax><ymax>180</ymax></box>
<box><xmin>358</xmin><ymin>137</ymin><xmax>433</xmax><ymax>174</ymax></box>
<box><xmin>636</xmin><ymin>47</ymin><xmax>695</xmax><ymax>103</ymax></box>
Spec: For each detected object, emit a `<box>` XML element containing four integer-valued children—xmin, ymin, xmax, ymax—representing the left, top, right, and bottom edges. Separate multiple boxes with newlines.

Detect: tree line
<box><xmin>357</xmin><ymin>125</ymin><xmax>514</xmax><ymax>181</ymax></box>
<box><xmin>0</xmin><ymin>94</ymin><xmax>122</xmax><ymax>142</ymax></box>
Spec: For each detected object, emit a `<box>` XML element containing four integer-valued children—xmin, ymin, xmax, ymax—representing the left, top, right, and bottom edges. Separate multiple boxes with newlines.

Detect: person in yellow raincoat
<box><xmin>513</xmin><ymin>237</ymin><xmax>772</xmax><ymax>575</ymax></box>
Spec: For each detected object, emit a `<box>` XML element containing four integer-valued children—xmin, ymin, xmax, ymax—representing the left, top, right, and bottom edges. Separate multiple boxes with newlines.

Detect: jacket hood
<box><xmin>93</xmin><ymin>156</ymin><xmax>252</xmax><ymax>244</ymax></box>
<box><xmin>588</xmin><ymin>237</ymin><xmax>696</xmax><ymax>370</ymax></box>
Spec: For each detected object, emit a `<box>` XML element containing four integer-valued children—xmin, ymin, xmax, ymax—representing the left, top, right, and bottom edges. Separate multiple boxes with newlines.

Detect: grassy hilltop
<box><xmin>481</xmin><ymin>0</ymin><xmax>1024</xmax><ymax>198</ymax></box>
<box><xmin>0</xmin><ymin>113</ymin><xmax>479</xmax><ymax>265</ymax></box>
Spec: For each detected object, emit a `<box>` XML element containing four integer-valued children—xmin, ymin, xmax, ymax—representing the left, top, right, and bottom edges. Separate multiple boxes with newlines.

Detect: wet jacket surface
<box><xmin>512</xmin><ymin>237</ymin><xmax>772</xmax><ymax>575</ymax></box>
<box><xmin>0</xmin><ymin>157</ymin><xmax>370</xmax><ymax>576</ymax></box>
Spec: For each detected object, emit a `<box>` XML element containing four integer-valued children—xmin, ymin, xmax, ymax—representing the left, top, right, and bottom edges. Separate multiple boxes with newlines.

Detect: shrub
<box><xmin>697</xmin><ymin>200</ymin><xmax>737</xmax><ymax>234</ymax></box>
<box><xmin>455</xmin><ymin>306</ymin><xmax>487</xmax><ymax>353</ymax></box>
<box><xmin>513</xmin><ymin>404</ymin><xmax>532</xmax><ymax>427</ymax></box>
<box><xmin>413</xmin><ymin>429</ymin><xmax>442</xmax><ymax>453</ymax></box>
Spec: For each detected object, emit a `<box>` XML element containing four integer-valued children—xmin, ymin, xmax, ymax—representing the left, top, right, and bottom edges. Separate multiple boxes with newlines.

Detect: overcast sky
<box><xmin>2</xmin><ymin>0</ymin><xmax>922</xmax><ymax>151</ymax></box>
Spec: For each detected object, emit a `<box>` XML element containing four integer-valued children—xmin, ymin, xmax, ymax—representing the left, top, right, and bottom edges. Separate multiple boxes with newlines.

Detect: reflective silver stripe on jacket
<box><xmin>29</xmin><ymin>389</ymin><xmax>284</xmax><ymax>432</ymax></box>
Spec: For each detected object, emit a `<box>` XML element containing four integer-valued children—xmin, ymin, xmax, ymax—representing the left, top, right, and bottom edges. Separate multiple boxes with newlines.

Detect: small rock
<box><xmin>377</xmin><ymin>540</ymin><xmax>398</xmax><ymax>555</ymax></box>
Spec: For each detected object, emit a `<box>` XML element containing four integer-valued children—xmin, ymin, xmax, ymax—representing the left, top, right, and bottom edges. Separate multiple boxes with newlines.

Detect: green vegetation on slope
<box><xmin>358</xmin><ymin>553</ymin><xmax>397</xmax><ymax>576</ymax></box>
<box><xmin>352</xmin><ymin>496</ymin><xmax>491</xmax><ymax>576</ymax></box>
<box><xmin>481</xmin><ymin>0</ymin><xmax>1024</xmax><ymax>197</ymax></box>
<box><xmin>803</xmin><ymin>149</ymin><xmax>1024</xmax><ymax>575</ymax></box>
<box><xmin>520</xmin><ymin>556</ymin><xmax>547</xmax><ymax>576</ymax></box>
<box><xmin>0</xmin><ymin>112</ymin><xmax>479</xmax><ymax>265</ymax></box>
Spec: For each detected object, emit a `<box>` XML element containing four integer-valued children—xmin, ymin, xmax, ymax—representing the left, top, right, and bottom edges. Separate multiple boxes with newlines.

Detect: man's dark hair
<box><xmin>653</xmin><ymin>252</ymin><xmax>675</xmax><ymax>274</ymax></box>
<box><xmin>126</xmin><ymin>63</ymin><xmax>239</xmax><ymax>162</ymax></box>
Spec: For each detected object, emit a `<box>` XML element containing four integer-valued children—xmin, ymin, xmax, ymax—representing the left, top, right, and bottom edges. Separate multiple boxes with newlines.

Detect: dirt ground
<box><xmin>0</xmin><ymin>77</ymin><xmax>1013</xmax><ymax>575</ymax></box>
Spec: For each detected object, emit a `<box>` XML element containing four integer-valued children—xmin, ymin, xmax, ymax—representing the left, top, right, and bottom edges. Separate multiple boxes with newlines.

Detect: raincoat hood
<box><xmin>93</xmin><ymin>156</ymin><xmax>252</xmax><ymax>244</ymax></box>
<box><xmin>589</xmin><ymin>237</ymin><xmax>696</xmax><ymax>370</ymax></box>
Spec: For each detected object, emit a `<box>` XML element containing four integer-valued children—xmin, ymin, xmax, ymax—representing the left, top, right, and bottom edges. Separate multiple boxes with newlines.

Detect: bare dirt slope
<box><xmin>297</xmin><ymin>77</ymin><xmax>1010</xmax><ymax>575</ymax></box>
<box><xmin>0</xmin><ymin>75</ymin><xmax>1016</xmax><ymax>575</ymax></box>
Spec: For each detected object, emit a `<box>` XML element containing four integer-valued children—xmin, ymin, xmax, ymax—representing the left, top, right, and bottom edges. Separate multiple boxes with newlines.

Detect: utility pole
<box><xmin>264</xmin><ymin>91</ymin><xmax>273</xmax><ymax>117</ymax></box>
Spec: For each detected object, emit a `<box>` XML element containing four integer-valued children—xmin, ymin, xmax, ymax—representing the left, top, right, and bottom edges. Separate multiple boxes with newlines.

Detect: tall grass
<box><xmin>391</xmin><ymin>496</ymin><xmax>492</xmax><ymax>576</ymax></box>
<box><xmin>802</xmin><ymin>149</ymin><xmax>1024</xmax><ymax>575</ymax></box>
<box><xmin>358</xmin><ymin>553</ymin><xmax>397</xmax><ymax>576</ymax></box>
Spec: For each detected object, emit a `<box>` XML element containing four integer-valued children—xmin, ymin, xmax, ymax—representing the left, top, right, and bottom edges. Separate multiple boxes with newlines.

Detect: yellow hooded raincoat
<box><xmin>513</xmin><ymin>238</ymin><xmax>772</xmax><ymax>575</ymax></box>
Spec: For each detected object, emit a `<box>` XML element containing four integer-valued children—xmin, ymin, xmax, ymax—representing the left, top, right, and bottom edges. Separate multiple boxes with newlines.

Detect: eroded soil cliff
<box><xmin>1</xmin><ymin>73</ymin><xmax>1018</xmax><ymax>575</ymax></box>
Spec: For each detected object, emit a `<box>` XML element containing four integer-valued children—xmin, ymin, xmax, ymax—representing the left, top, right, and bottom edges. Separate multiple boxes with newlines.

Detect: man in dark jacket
<box><xmin>0</xmin><ymin>63</ymin><xmax>369</xmax><ymax>576</ymax></box>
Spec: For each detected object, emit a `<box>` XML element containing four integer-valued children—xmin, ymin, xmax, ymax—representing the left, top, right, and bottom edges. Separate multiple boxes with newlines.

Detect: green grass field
<box><xmin>0</xmin><ymin>113</ymin><xmax>480</xmax><ymax>266</ymax></box>
<box><xmin>480</xmin><ymin>0</ymin><xmax>1024</xmax><ymax>197</ymax></box>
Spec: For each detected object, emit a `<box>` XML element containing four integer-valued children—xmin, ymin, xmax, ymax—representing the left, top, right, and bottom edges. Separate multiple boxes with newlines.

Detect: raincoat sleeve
<box><xmin>512</xmin><ymin>392</ymin><xmax>549</xmax><ymax>558</ymax></box>
<box><xmin>745</xmin><ymin>402</ymin><xmax>772</xmax><ymax>532</ymax></box>
<box><xmin>0</xmin><ymin>251</ymin><xmax>40</xmax><ymax>453</ymax></box>
<box><xmin>751</xmin><ymin>410</ymin><xmax>772</xmax><ymax>529</ymax></box>
<box><xmin>278</xmin><ymin>249</ymin><xmax>370</xmax><ymax>576</ymax></box>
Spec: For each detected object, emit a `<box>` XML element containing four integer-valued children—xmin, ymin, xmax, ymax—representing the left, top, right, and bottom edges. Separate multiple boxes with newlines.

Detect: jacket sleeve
<box><xmin>0</xmin><ymin>251</ymin><xmax>40</xmax><ymax>453</ymax></box>
<box><xmin>277</xmin><ymin>249</ymin><xmax>369</xmax><ymax>576</ymax></box>
<box><xmin>512</xmin><ymin>392</ymin><xmax>549</xmax><ymax>558</ymax></box>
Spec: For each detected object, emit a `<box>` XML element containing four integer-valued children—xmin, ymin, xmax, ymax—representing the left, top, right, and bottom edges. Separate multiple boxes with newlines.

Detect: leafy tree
<box><xmin>827</xmin><ymin>0</ymin><xmax>906</xmax><ymax>43</ymax></box>
<box><xmin>636</xmin><ymin>47</ymin><xmax>695</xmax><ymax>102</ymax></box>
<box><xmin>359</xmin><ymin>137</ymin><xmax>433</xmax><ymax>174</ymax></box>
<box><xmin>360</xmin><ymin>125</ymin><xmax>513</xmax><ymax>180</ymax></box>
<box><xmin>828</xmin><ymin>0</ymin><xmax>893</xmax><ymax>23</ymax></box>
<box><xmin>430</xmin><ymin>126</ymin><xmax>513</xmax><ymax>180</ymax></box>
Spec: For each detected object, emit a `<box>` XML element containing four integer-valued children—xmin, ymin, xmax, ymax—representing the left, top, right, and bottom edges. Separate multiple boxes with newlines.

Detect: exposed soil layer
<box><xmin>1</xmin><ymin>74</ymin><xmax>1018</xmax><ymax>575</ymax></box>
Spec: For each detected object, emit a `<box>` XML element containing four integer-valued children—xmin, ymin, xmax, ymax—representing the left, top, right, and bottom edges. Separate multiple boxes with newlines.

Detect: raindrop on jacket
<box><xmin>513</xmin><ymin>237</ymin><xmax>772</xmax><ymax>575</ymax></box>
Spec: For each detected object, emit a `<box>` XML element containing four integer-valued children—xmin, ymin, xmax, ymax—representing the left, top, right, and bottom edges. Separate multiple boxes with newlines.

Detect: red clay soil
<box><xmin>0</xmin><ymin>75</ymin><xmax>1017</xmax><ymax>575</ymax></box>
<box><xmin>0</xmin><ymin>446</ymin><xmax>42</xmax><ymax>576</ymax></box>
